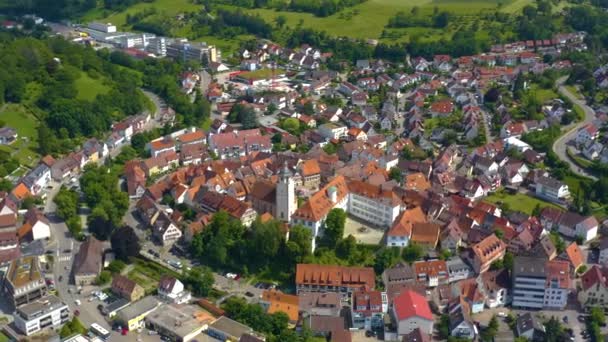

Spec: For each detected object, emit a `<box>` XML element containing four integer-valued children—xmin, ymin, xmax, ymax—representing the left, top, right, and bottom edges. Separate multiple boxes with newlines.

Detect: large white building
<box><xmin>14</xmin><ymin>295</ymin><xmax>70</xmax><ymax>336</ymax></box>
<box><xmin>512</xmin><ymin>257</ymin><xmax>571</xmax><ymax>310</ymax></box>
<box><xmin>290</xmin><ymin>176</ymin><xmax>402</xmax><ymax>251</ymax></box>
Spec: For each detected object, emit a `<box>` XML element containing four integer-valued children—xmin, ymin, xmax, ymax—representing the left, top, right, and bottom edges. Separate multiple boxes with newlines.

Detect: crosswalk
<box><xmin>58</xmin><ymin>255</ymin><xmax>72</xmax><ymax>262</ymax></box>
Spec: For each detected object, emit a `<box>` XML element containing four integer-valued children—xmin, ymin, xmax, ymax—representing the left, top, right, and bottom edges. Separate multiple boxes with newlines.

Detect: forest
<box><xmin>0</xmin><ymin>35</ymin><xmax>148</xmax><ymax>156</ymax></box>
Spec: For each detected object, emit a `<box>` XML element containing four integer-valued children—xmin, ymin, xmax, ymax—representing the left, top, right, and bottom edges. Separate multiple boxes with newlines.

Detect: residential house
<box><xmin>576</xmin><ymin>123</ymin><xmax>599</xmax><ymax>146</ymax></box>
<box><xmin>0</xmin><ymin>127</ymin><xmax>17</xmax><ymax>145</ymax></box>
<box><xmin>413</xmin><ymin>260</ymin><xmax>448</xmax><ymax>287</ymax></box>
<box><xmin>557</xmin><ymin>212</ymin><xmax>598</xmax><ymax>242</ymax></box>
<box><xmin>351</xmin><ymin>290</ymin><xmax>388</xmax><ymax>330</ymax></box>
<box><xmin>471</xmin><ymin>234</ymin><xmax>506</xmax><ymax>273</ymax></box>
<box><xmin>260</xmin><ymin>289</ymin><xmax>299</xmax><ymax>324</ymax></box>
<box><xmin>112</xmin><ymin>275</ymin><xmax>145</xmax><ymax>302</ymax></box>
<box><xmin>392</xmin><ymin>290</ymin><xmax>434</xmax><ymax>336</ymax></box>
<box><xmin>151</xmin><ymin>211</ymin><xmax>182</xmax><ymax>246</ymax></box>
<box><xmin>157</xmin><ymin>276</ymin><xmax>191</xmax><ymax>304</ymax></box>
<box><xmin>295</xmin><ymin>264</ymin><xmax>375</xmax><ymax>295</ymax></box>
<box><xmin>208</xmin><ymin>129</ymin><xmax>272</xmax><ymax>159</ymax></box>
<box><xmin>410</xmin><ymin>222</ymin><xmax>440</xmax><ymax>249</ymax></box>
<box><xmin>516</xmin><ymin>313</ymin><xmax>546</xmax><ymax>341</ymax></box>
<box><xmin>481</xmin><ymin>269</ymin><xmax>511</xmax><ymax>308</ymax></box>
<box><xmin>386</xmin><ymin>207</ymin><xmax>427</xmax><ymax>247</ymax></box>
<box><xmin>579</xmin><ymin>265</ymin><xmax>608</xmax><ymax>309</ymax></box>
<box><xmin>18</xmin><ymin>208</ymin><xmax>50</xmax><ymax>242</ymax></box>
<box><xmin>535</xmin><ymin>176</ymin><xmax>569</xmax><ymax>203</ymax></box>
<box><xmin>318</xmin><ymin>123</ymin><xmax>348</xmax><ymax>140</ymax></box>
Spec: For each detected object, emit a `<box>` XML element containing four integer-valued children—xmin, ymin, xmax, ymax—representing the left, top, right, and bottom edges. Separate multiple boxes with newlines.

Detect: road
<box><xmin>552</xmin><ymin>77</ymin><xmax>598</xmax><ymax>180</ymax></box>
<box><xmin>39</xmin><ymin>91</ymin><xmax>167</xmax><ymax>342</ymax></box>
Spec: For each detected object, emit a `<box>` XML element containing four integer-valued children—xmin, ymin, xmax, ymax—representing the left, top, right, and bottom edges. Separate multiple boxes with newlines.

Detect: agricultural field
<box><xmin>0</xmin><ymin>104</ymin><xmax>40</xmax><ymax>167</ymax></box>
<box><xmin>75</xmin><ymin>72</ymin><xmax>111</xmax><ymax>101</ymax></box>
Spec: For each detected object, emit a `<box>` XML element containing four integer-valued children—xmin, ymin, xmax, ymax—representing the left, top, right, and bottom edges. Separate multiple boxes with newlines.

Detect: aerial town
<box><xmin>2</xmin><ymin>9</ymin><xmax>608</xmax><ymax>342</ymax></box>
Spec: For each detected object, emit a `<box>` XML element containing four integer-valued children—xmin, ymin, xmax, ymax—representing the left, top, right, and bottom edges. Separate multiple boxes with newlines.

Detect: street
<box><xmin>552</xmin><ymin>77</ymin><xmax>597</xmax><ymax>180</ymax></box>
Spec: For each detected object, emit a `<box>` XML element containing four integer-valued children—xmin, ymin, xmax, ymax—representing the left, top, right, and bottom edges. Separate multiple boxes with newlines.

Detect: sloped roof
<box><xmin>393</xmin><ymin>289</ymin><xmax>433</xmax><ymax>321</ymax></box>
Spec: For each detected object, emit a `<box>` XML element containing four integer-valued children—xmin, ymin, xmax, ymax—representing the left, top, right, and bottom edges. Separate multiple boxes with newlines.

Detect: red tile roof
<box><xmin>393</xmin><ymin>289</ymin><xmax>433</xmax><ymax>321</ymax></box>
<box><xmin>295</xmin><ymin>264</ymin><xmax>375</xmax><ymax>290</ymax></box>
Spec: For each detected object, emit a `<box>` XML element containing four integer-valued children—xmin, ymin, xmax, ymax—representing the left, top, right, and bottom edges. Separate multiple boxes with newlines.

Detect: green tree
<box><xmin>402</xmin><ymin>243</ymin><xmax>423</xmax><ymax>263</ymax></box>
<box><xmin>110</xmin><ymin>226</ymin><xmax>141</xmax><ymax>261</ymax></box>
<box><xmin>275</xmin><ymin>15</ymin><xmax>287</xmax><ymax>28</ymax></box>
<box><xmin>286</xmin><ymin>225</ymin><xmax>312</xmax><ymax>263</ymax></box>
<box><xmin>374</xmin><ymin>247</ymin><xmax>401</xmax><ymax>274</ymax></box>
<box><xmin>106</xmin><ymin>260</ymin><xmax>126</xmax><ymax>274</ymax></box>
<box><xmin>544</xmin><ymin>316</ymin><xmax>565</xmax><ymax>342</ymax></box>
<box><xmin>95</xmin><ymin>270</ymin><xmax>112</xmax><ymax>285</ymax></box>
<box><xmin>438</xmin><ymin>314</ymin><xmax>450</xmax><ymax>339</ymax></box>
<box><xmin>183</xmin><ymin>266</ymin><xmax>215</xmax><ymax>297</ymax></box>
<box><xmin>88</xmin><ymin>206</ymin><xmax>114</xmax><ymax>240</ymax></box>
<box><xmin>281</xmin><ymin>118</ymin><xmax>300</xmax><ymax>134</ymax></box>
<box><xmin>324</xmin><ymin>208</ymin><xmax>346</xmax><ymax>247</ymax></box>
<box><xmin>590</xmin><ymin>307</ymin><xmax>606</xmax><ymax>326</ymax></box>
<box><xmin>59</xmin><ymin>317</ymin><xmax>87</xmax><ymax>338</ymax></box>
<box><xmin>389</xmin><ymin>167</ymin><xmax>402</xmax><ymax>183</ymax></box>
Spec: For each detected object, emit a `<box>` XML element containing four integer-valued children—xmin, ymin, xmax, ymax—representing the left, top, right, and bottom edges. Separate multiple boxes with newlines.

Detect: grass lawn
<box><xmin>530</xmin><ymin>86</ymin><xmax>559</xmax><ymax>103</ymax></box>
<box><xmin>563</xmin><ymin>174</ymin><xmax>593</xmax><ymax>196</ymax></box>
<box><xmin>0</xmin><ymin>332</ymin><xmax>8</xmax><ymax>342</ymax></box>
<box><xmin>0</xmin><ymin>104</ymin><xmax>40</xmax><ymax>166</ymax></box>
<box><xmin>484</xmin><ymin>192</ymin><xmax>562</xmax><ymax>215</ymax></box>
<box><xmin>247</xmin><ymin>0</ymin><xmax>530</xmax><ymax>41</ymax></box>
<box><xmin>127</xmin><ymin>258</ymin><xmax>181</xmax><ymax>294</ymax></box>
<box><xmin>75</xmin><ymin>72</ymin><xmax>110</xmax><ymax>101</ymax></box>
<box><xmin>84</xmin><ymin>0</ymin><xmax>537</xmax><ymax>45</ymax></box>
<box><xmin>239</xmin><ymin>68</ymin><xmax>287</xmax><ymax>81</ymax></box>
<box><xmin>82</xmin><ymin>0</ymin><xmax>200</xmax><ymax>28</ymax></box>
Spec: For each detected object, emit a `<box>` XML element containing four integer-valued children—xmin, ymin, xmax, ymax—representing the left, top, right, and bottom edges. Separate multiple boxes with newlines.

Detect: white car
<box><xmin>75</xmin><ymin>299</ymin><xmax>81</xmax><ymax>306</ymax></box>
<box><xmin>497</xmin><ymin>312</ymin><xmax>507</xmax><ymax>318</ymax></box>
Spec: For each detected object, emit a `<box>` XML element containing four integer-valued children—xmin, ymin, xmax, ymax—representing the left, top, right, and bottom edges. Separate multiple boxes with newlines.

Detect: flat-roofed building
<box><xmin>13</xmin><ymin>295</ymin><xmax>70</xmax><ymax>336</ymax></box>
<box><xmin>206</xmin><ymin>316</ymin><xmax>255</xmax><ymax>341</ymax></box>
<box><xmin>145</xmin><ymin>303</ymin><xmax>213</xmax><ymax>342</ymax></box>
<box><xmin>3</xmin><ymin>256</ymin><xmax>47</xmax><ymax>308</ymax></box>
<box><xmin>117</xmin><ymin>296</ymin><xmax>161</xmax><ymax>331</ymax></box>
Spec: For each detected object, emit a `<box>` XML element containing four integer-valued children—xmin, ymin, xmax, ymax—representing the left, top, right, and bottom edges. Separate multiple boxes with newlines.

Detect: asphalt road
<box><xmin>552</xmin><ymin>77</ymin><xmax>598</xmax><ymax>180</ymax></box>
<box><xmin>39</xmin><ymin>91</ymin><xmax>167</xmax><ymax>341</ymax></box>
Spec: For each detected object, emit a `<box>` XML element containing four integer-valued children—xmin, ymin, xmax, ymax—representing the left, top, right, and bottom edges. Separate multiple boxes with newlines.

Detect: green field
<box><xmin>0</xmin><ymin>104</ymin><xmax>40</xmax><ymax>166</ymax></box>
<box><xmin>239</xmin><ymin>68</ymin><xmax>287</xmax><ymax>80</ymax></box>
<box><xmin>84</xmin><ymin>0</ymin><xmax>536</xmax><ymax>47</ymax></box>
<box><xmin>75</xmin><ymin>73</ymin><xmax>111</xmax><ymax>101</ymax></box>
<box><xmin>530</xmin><ymin>85</ymin><xmax>559</xmax><ymax>103</ymax></box>
<box><xmin>484</xmin><ymin>192</ymin><xmax>562</xmax><ymax>215</ymax></box>
<box><xmin>127</xmin><ymin>258</ymin><xmax>181</xmax><ymax>294</ymax></box>
<box><xmin>82</xmin><ymin>0</ymin><xmax>200</xmax><ymax>27</ymax></box>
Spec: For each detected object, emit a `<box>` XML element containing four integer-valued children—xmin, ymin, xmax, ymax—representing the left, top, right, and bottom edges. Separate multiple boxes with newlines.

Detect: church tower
<box><xmin>276</xmin><ymin>162</ymin><xmax>296</xmax><ymax>222</ymax></box>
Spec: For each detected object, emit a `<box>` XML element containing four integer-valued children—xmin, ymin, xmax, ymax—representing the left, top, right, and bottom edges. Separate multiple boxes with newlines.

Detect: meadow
<box><xmin>83</xmin><ymin>0</ymin><xmax>536</xmax><ymax>52</ymax></box>
<box><xmin>0</xmin><ymin>104</ymin><xmax>40</xmax><ymax>166</ymax></box>
<box><xmin>75</xmin><ymin>72</ymin><xmax>111</xmax><ymax>101</ymax></box>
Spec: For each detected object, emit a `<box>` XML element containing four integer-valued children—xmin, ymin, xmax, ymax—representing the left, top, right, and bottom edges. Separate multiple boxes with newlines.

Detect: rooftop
<box><xmin>6</xmin><ymin>256</ymin><xmax>43</xmax><ymax>289</ymax></box>
<box><xmin>16</xmin><ymin>295</ymin><xmax>67</xmax><ymax>320</ymax></box>
<box><xmin>118</xmin><ymin>296</ymin><xmax>160</xmax><ymax>320</ymax></box>
<box><xmin>145</xmin><ymin>303</ymin><xmax>213</xmax><ymax>338</ymax></box>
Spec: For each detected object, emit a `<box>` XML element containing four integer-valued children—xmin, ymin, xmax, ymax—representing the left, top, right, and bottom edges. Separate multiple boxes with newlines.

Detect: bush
<box><xmin>106</xmin><ymin>260</ymin><xmax>127</xmax><ymax>274</ymax></box>
<box><xmin>95</xmin><ymin>270</ymin><xmax>112</xmax><ymax>285</ymax></box>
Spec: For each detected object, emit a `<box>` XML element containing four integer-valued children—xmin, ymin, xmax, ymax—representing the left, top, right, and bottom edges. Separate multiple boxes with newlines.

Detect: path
<box><xmin>552</xmin><ymin>76</ymin><xmax>597</xmax><ymax>180</ymax></box>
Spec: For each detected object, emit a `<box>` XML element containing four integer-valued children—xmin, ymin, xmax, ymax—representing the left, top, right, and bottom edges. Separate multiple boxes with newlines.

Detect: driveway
<box><xmin>552</xmin><ymin>77</ymin><xmax>597</xmax><ymax>180</ymax></box>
